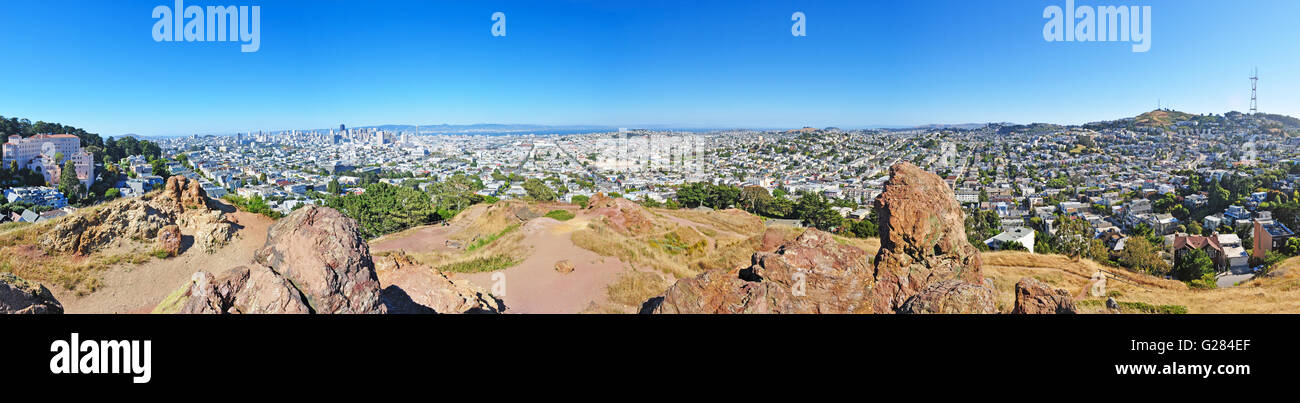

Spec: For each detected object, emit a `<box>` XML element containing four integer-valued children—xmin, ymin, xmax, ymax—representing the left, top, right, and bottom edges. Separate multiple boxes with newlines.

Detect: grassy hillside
<box><xmin>983</xmin><ymin>251</ymin><xmax>1300</xmax><ymax>313</ymax></box>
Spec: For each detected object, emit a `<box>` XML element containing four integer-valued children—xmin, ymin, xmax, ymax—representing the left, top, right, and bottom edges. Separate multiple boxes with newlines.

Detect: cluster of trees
<box><xmin>323</xmin><ymin>183</ymin><xmax>439</xmax><ymax>239</ymax></box>
<box><xmin>668</xmin><ymin>182</ymin><xmax>872</xmax><ymax>235</ymax></box>
<box><xmin>103</xmin><ymin>136</ymin><xmax>162</xmax><ymax>163</ymax></box>
<box><xmin>313</xmin><ymin>173</ymin><xmax>493</xmax><ymax>239</ymax></box>
<box><xmin>0</xmin><ymin>161</ymin><xmax>45</xmax><ymax>188</ymax></box>
<box><xmin>222</xmin><ymin>194</ymin><xmax>284</xmax><ymax>219</ymax></box>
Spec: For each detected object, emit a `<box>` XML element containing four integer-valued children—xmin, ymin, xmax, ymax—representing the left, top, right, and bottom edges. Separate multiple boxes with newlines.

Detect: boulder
<box><xmin>374</xmin><ymin>252</ymin><xmax>503</xmax><ymax>314</ymax></box>
<box><xmin>183</xmin><ymin>210</ymin><xmax>235</xmax><ymax>253</ymax></box>
<box><xmin>647</xmin><ymin>229</ymin><xmax>874</xmax><ymax>314</ymax></box>
<box><xmin>0</xmin><ymin>273</ymin><xmax>63</xmax><ymax>314</ymax></box>
<box><xmin>1012</xmin><ymin>277</ymin><xmax>1077</xmax><ymax>314</ymax></box>
<box><xmin>156</xmin><ymin>225</ymin><xmax>182</xmax><ymax>257</ymax></box>
<box><xmin>555</xmin><ymin>259</ymin><xmax>575</xmax><ymax>274</ymax></box>
<box><xmin>870</xmin><ymin>163</ymin><xmax>992</xmax><ymax>313</ymax></box>
<box><xmin>162</xmin><ymin>268</ymin><xmax>312</xmax><ymax>314</ymax></box>
<box><xmin>254</xmin><ymin>205</ymin><xmax>386</xmax><ymax>314</ymax></box>
<box><xmin>1106</xmin><ymin>297</ymin><xmax>1121</xmax><ymax>311</ymax></box>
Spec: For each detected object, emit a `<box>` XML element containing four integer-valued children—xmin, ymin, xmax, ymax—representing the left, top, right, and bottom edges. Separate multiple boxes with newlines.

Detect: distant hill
<box><xmin>1134</xmin><ymin>109</ymin><xmax>1197</xmax><ymax>127</ymax></box>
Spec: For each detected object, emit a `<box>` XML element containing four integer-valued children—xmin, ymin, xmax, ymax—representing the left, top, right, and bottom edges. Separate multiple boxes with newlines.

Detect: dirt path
<box><xmin>452</xmin><ymin>217</ymin><xmax>630</xmax><ymax>313</ymax></box>
<box><xmin>53</xmin><ymin>211</ymin><xmax>273</xmax><ymax>314</ymax></box>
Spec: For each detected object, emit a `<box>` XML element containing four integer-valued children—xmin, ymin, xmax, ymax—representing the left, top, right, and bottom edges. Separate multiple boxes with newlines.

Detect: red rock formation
<box><xmin>648</xmin><ymin>229</ymin><xmax>874</xmax><ymax>313</ymax></box>
<box><xmin>585</xmin><ymin>193</ymin><xmax>657</xmax><ymax>234</ymax></box>
<box><xmin>870</xmin><ymin>162</ymin><xmax>992</xmax><ymax>313</ymax></box>
<box><xmin>1012</xmin><ymin>277</ymin><xmax>1077</xmax><ymax>314</ymax></box>
<box><xmin>253</xmin><ymin>206</ymin><xmax>386</xmax><ymax>314</ymax></box>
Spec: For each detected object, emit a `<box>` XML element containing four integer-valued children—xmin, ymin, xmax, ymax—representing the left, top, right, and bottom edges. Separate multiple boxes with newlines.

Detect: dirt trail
<box><xmin>53</xmin><ymin>211</ymin><xmax>273</xmax><ymax>314</ymax></box>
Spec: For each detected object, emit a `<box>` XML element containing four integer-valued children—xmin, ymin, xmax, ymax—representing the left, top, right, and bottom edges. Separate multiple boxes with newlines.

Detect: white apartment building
<box><xmin>2</xmin><ymin>134</ymin><xmax>94</xmax><ymax>188</ymax></box>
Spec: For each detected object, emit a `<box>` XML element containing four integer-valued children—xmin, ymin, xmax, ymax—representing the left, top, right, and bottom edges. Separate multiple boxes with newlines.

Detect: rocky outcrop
<box><xmin>0</xmin><ymin>273</ymin><xmax>63</xmax><ymax>314</ymax></box>
<box><xmin>871</xmin><ymin>163</ymin><xmax>993</xmax><ymax>313</ymax></box>
<box><xmin>585</xmin><ymin>193</ymin><xmax>657</xmax><ymax>234</ymax></box>
<box><xmin>161</xmin><ymin>206</ymin><xmax>387</xmax><ymax>314</ymax></box>
<box><xmin>374</xmin><ymin>252</ymin><xmax>503</xmax><ymax>314</ymax></box>
<box><xmin>162</xmin><ymin>268</ymin><xmax>312</xmax><ymax>314</ymax></box>
<box><xmin>38</xmin><ymin>176</ymin><xmax>233</xmax><ymax>255</ymax></box>
<box><xmin>156</xmin><ymin>225</ymin><xmax>182</xmax><ymax>257</ymax></box>
<box><xmin>253</xmin><ymin>206</ymin><xmax>386</xmax><ymax>314</ymax></box>
<box><xmin>1011</xmin><ymin>277</ymin><xmax>1076</xmax><ymax>314</ymax></box>
<box><xmin>38</xmin><ymin>198</ymin><xmax>174</xmax><ymax>255</ymax></box>
<box><xmin>647</xmin><ymin>229</ymin><xmax>874</xmax><ymax>314</ymax></box>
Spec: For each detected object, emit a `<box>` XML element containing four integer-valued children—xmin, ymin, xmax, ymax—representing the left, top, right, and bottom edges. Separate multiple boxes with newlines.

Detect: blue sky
<box><xmin>1</xmin><ymin>0</ymin><xmax>1297</xmax><ymax>136</ymax></box>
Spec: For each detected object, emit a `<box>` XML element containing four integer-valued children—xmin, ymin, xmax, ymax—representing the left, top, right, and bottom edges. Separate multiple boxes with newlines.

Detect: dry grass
<box><xmin>983</xmin><ymin>251</ymin><xmax>1300</xmax><ymax>313</ymax></box>
<box><xmin>606</xmin><ymin>270</ymin><xmax>670</xmax><ymax>307</ymax></box>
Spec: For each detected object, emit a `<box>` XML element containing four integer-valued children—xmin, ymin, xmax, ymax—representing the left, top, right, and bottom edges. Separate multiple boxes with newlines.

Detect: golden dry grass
<box><xmin>983</xmin><ymin>251</ymin><xmax>1300</xmax><ymax>313</ymax></box>
<box><xmin>606</xmin><ymin>270</ymin><xmax>669</xmax><ymax>307</ymax></box>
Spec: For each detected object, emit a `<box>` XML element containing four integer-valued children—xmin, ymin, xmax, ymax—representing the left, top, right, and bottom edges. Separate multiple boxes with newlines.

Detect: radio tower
<box><xmin>1249</xmin><ymin>67</ymin><xmax>1259</xmax><ymax>114</ymax></box>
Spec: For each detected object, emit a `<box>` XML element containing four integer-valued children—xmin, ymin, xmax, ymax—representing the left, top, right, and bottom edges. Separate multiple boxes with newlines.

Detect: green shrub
<box><xmin>436</xmin><ymin>254</ymin><xmax>517</xmax><ymax>273</ymax></box>
<box><xmin>544</xmin><ymin>209</ymin><xmax>575</xmax><ymax>221</ymax></box>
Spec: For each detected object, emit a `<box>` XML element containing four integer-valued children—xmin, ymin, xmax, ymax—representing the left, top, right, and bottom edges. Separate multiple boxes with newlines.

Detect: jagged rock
<box><xmin>899</xmin><ymin>280</ymin><xmax>997</xmax><ymax>314</ymax></box>
<box><xmin>183</xmin><ymin>210</ymin><xmax>235</xmax><ymax>253</ymax></box>
<box><xmin>38</xmin><ymin>176</ymin><xmax>228</xmax><ymax>256</ymax></box>
<box><xmin>162</xmin><ymin>268</ymin><xmax>312</xmax><ymax>314</ymax></box>
<box><xmin>1013</xmin><ymin>277</ymin><xmax>1077</xmax><ymax>314</ymax></box>
<box><xmin>555</xmin><ymin>259</ymin><xmax>575</xmax><ymax>274</ymax></box>
<box><xmin>39</xmin><ymin>199</ymin><xmax>173</xmax><ymax>255</ymax></box>
<box><xmin>153</xmin><ymin>176</ymin><xmax>211</xmax><ymax>216</ymax></box>
<box><xmin>254</xmin><ymin>205</ymin><xmax>386</xmax><ymax>314</ymax></box>
<box><xmin>374</xmin><ymin>252</ymin><xmax>503</xmax><ymax>314</ymax></box>
<box><xmin>871</xmin><ymin>163</ymin><xmax>991</xmax><ymax>313</ymax></box>
<box><xmin>156</xmin><ymin>225</ymin><xmax>182</xmax><ymax>257</ymax></box>
<box><xmin>0</xmin><ymin>273</ymin><xmax>63</xmax><ymax>314</ymax></box>
<box><xmin>647</xmin><ymin>229</ymin><xmax>873</xmax><ymax>314</ymax></box>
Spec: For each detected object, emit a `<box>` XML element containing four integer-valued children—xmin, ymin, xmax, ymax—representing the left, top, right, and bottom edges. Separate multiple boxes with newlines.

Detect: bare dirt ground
<box><xmin>372</xmin><ymin>215</ymin><xmax>632</xmax><ymax>313</ymax></box>
<box><xmin>52</xmin><ymin>211</ymin><xmax>273</xmax><ymax>314</ymax></box>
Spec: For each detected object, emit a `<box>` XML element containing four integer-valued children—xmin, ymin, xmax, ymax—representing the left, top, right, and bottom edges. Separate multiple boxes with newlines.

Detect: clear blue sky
<box><xmin>1</xmin><ymin>0</ymin><xmax>1297</xmax><ymax>136</ymax></box>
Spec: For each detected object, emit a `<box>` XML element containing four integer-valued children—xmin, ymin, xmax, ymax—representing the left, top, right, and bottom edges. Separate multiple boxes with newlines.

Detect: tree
<box><xmin>1001</xmin><ymin>240</ymin><xmax>1028</xmax><ymax>251</ymax></box>
<box><xmin>676</xmin><ymin>183</ymin><xmax>708</xmax><ymax>208</ymax></box>
<box><xmin>58</xmin><ymin>160</ymin><xmax>82</xmax><ymax>203</ymax></box>
<box><xmin>1174</xmin><ymin>248</ymin><xmax>1215</xmax><ymax>282</ymax></box>
<box><xmin>150</xmin><ymin>159</ymin><xmax>171</xmax><ymax>178</ymax></box>
<box><xmin>1053</xmin><ymin>216</ymin><xmax>1094</xmax><ymax>259</ymax></box>
<box><xmin>1118</xmin><ymin>237</ymin><xmax>1170</xmax><ymax>276</ymax></box>
<box><xmin>850</xmin><ymin>218</ymin><xmax>878</xmax><ymax>238</ymax></box>
<box><xmin>570</xmin><ymin>194</ymin><xmax>590</xmax><ymax>208</ymax></box>
<box><xmin>322</xmin><ymin>183</ymin><xmax>439</xmax><ymax>239</ymax></box>
<box><xmin>522</xmin><ymin>178</ymin><xmax>556</xmax><ymax>201</ymax></box>
<box><xmin>795</xmin><ymin>192</ymin><xmax>842</xmax><ymax>231</ymax></box>
<box><xmin>705</xmin><ymin>184</ymin><xmax>741</xmax><ymax>209</ymax></box>
<box><xmin>738</xmin><ymin>186</ymin><xmax>773</xmax><ymax>214</ymax></box>
<box><xmin>327</xmin><ymin>178</ymin><xmax>341</xmax><ymax>194</ymax></box>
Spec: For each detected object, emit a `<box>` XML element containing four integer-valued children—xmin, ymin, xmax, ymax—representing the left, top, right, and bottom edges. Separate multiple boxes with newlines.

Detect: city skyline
<box><xmin>1</xmin><ymin>0</ymin><xmax>1298</xmax><ymax>136</ymax></box>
